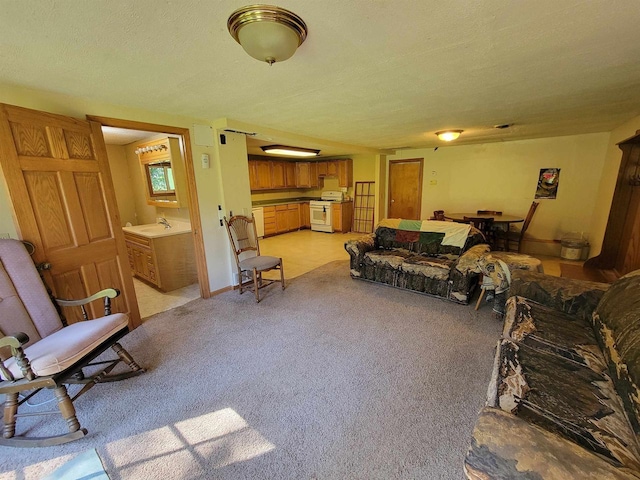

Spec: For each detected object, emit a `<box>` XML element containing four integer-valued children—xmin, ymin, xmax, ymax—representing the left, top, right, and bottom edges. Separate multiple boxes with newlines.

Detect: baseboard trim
<box><xmin>210</xmin><ymin>285</ymin><xmax>233</xmax><ymax>296</ymax></box>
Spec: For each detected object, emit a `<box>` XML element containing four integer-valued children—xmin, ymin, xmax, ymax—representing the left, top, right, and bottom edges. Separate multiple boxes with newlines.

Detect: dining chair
<box><xmin>505</xmin><ymin>201</ymin><xmax>540</xmax><ymax>253</ymax></box>
<box><xmin>0</xmin><ymin>239</ymin><xmax>145</xmax><ymax>447</ymax></box>
<box><xmin>224</xmin><ymin>214</ymin><xmax>285</xmax><ymax>303</ymax></box>
<box><xmin>432</xmin><ymin>210</ymin><xmax>445</xmax><ymax>220</ymax></box>
<box><xmin>464</xmin><ymin>216</ymin><xmax>495</xmax><ymax>246</ymax></box>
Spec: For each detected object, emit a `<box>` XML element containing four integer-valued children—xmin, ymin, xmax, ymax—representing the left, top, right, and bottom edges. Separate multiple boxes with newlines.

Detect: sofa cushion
<box><xmin>488</xmin><ymin>339</ymin><xmax>640</xmax><ymax>470</ymax></box>
<box><xmin>465</xmin><ymin>407</ymin><xmax>640</xmax><ymax>480</ymax></box>
<box><xmin>400</xmin><ymin>255</ymin><xmax>453</xmax><ymax>280</ymax></box>
<box><xmin>592</xmin><ymin>270</ymin><xmax>640</xmax><ymax>435</ymax></box>
<box><xmin>504</xmin><ymin>296</ymin><xmax>608</xmax><ymax>374</ymax></box>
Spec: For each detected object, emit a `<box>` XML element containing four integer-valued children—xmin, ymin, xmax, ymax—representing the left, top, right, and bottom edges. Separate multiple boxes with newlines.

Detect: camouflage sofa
<box><xmin>344</xmin><ymin>219</ymin><xmax>488</xmax><ymax>304</ymax></box>
<box><xmin>465</xmin><ymin>269</ymin><xmax>640</xmax><ymax>479</ymax></box>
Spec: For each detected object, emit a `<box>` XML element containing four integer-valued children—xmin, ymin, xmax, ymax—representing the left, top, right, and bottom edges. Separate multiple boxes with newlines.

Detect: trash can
<box><xmin>561</xmin><ymin>237</ymin><xmax>587</xmax><ymax>260</ymax></box>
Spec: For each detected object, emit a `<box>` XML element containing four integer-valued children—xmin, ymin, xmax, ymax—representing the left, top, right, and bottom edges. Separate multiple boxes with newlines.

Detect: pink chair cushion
<box><xmin>2</xmin><ymin>313</ymin><xmax>129</xmax><ymax>380</ymax></box>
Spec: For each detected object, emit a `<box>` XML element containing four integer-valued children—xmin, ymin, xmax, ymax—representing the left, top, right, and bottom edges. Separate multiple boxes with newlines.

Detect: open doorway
<box><xmin>88</xmin><ymin>116</ymin><xmax>209</xmax><ymax>320</ymax></box>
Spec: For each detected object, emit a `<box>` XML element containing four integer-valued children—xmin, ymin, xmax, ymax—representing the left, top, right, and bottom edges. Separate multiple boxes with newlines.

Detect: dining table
<box><xmin>443</xmin><ymin>212</ymin><xmax>524</xmax><ymax>227</ymax></box>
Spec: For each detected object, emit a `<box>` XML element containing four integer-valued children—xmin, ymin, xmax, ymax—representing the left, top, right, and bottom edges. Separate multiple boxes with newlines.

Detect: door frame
<box><xmin>87</xmin><ymin>115</ymin><xmax>210</xmax><ymax>299</ymax></box>
<box><xmin>388</xmin><ymin>158</ymin><xmax>424</xmax><ymax>219</ymax></box>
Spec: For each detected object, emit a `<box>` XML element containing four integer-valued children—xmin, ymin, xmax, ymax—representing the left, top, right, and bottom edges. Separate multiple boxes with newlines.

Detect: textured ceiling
<box><xmin>2</xmin><ymin>0</ymin><xmax>640</xmax><ymax>152</ymax></box>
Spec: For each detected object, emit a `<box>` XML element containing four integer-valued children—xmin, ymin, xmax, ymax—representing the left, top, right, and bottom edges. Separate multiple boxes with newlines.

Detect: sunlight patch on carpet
<box><xmin>104</xmin><ymin>408</ymin><xmax>275</xmax><ymax>477</ymax></box>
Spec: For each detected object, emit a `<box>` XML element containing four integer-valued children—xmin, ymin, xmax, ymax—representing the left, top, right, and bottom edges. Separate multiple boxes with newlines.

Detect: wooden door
<box><xmin>0</xmin><ymin>104</ymin><xmax>141</xmax><ymax>328</ymax></box>
<box><xmin>388</xmin><ymin>158</ymin><xmax>423</xmax><ymax>219</ymax></box>
<box><xmin>615</xmin><ymin>145</ymin><xmax>640</xmax><ymax>274</ymax></box>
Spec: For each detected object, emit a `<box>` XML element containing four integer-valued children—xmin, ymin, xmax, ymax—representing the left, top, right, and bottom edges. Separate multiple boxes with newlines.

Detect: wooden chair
<box><xmin>224</xmin><ymin>214</ymin><xmax>285</xmax><ymax>302</ymax></box>
<box><xmin>505</xmin><ymin>201</ymin><xmax>540</xmax><ymax>253</ymax></box>
<box><xmin>432</xmin><ymin>210</ymin><xmax>445</xmax><ymax>220</ymax></box>
<box><xmin>0</xmin><ymin>239</ymin><xmax>144</xmax><ymax>447</ymax></box>
<box><xmin>464</xmin><ymin>216</ymin><xmax>495</xmax><ymax>246</ymax></box>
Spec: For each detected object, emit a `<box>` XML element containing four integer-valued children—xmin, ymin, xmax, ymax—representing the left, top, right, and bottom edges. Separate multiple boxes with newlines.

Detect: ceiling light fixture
<box><xmin>435</xmin><ymin>130</ymin><xmax>463</xmax><ymax>142</ymax></box>
<box><xmin>261</xmin><ymin>145</ymin><xmax>320</xmax><ymax>157</ymax></box>
<box><xmin>227</xmin><ymin>5</ymin><xmax>308</xmax><ymax>65</ymax></box>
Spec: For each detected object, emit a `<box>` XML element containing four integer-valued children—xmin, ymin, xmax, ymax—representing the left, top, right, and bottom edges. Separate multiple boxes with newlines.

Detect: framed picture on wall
<box><xmin>535</xmin><ymin>168</ymin><xmax>560</xmax><ymax>199</ymax></box>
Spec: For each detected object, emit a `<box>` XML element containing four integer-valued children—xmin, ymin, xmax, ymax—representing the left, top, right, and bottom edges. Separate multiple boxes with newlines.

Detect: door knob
<box><xmin>391</xmin><ymin>199</ymin><xmax>395</xmax><ymax>203</ymax></box>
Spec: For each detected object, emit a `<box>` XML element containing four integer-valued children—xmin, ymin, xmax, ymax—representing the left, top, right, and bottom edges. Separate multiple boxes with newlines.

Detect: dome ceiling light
<box><xmin>435</xmin><ymin>130</ymin><xmax>463</xmax><ymax>142</ymax></box>
<box><xmin>227</xmin><ymin>4</ymin><xmax>308</xmax><ymax>65</ymax></box>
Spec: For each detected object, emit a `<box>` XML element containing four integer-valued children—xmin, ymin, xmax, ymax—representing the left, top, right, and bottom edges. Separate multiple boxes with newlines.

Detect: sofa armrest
<box><xmin>454</xmin><ymin>243</ymin><xmax>491</xmax><ymax>274</ymax></box>
<box><xmin>465</xmin><ymin>407</ymin><xmax>640</xmax><ymax>480</ymax></box>
<box><xmin>509</xmin><ymin>270</ymin><xmax>609</xmax><ymax>321</ymax></box>
<box><xmin>345</xmin><ymin>234</ymin><xmax>376</xmax><ymax>274</ymax></box>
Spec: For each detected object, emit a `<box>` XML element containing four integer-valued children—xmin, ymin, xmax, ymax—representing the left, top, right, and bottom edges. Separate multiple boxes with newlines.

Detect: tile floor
<box><xmin>134</xmin><ymin>228</ymin><xmax>573</xmax><ymax>319</ymax></box>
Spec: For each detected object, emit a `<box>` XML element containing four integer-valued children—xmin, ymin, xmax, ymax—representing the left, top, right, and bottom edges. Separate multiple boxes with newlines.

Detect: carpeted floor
<box><xmin>0</xmin><ymin>260</ymin><xmax>502</xmax><ymax>480</ymax></box>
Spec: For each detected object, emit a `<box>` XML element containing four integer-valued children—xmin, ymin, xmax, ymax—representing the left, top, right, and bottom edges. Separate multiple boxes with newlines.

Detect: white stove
<box><xmin>309</xmin><ymin>191</ymin><xmax>345</xmax><ymax>233</ymax></box>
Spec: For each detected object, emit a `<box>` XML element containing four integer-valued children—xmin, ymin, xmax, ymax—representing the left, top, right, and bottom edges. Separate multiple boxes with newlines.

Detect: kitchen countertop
<box><xmin>252</xmin><ymin>197</ymin><xmax>320</xmax><ymax>207</ymax></box>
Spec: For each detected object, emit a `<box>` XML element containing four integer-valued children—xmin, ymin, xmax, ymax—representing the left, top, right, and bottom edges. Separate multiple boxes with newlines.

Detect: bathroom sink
<box><xmin>122</xmin><ymin>221</ymin><xmax>191</xmax><ymax>238</ymax></box>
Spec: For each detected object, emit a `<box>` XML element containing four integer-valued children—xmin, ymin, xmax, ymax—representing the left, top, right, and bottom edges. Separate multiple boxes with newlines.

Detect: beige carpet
<box><xmin>0</xmin><ymin>260</ymin><xmax>502</xmax><ymax>479</ymax></box>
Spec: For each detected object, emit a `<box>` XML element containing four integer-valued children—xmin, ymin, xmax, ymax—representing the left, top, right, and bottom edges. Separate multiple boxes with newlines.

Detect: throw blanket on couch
<box><xmin>377</xmin><ymin>219</ymin><xmax>471</xmax><ymax>248</ymax></box>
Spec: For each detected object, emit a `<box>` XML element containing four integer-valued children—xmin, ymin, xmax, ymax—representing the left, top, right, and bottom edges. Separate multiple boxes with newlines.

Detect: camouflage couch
<box><xmin>465</xmin><ymin>269</ymin><xmax>640</xmax><ymax>479</ymax></box>
<box><xmin>344</xmin><ymin>219</ymin><xmax>488</xmax><ymax>304</ymax></box>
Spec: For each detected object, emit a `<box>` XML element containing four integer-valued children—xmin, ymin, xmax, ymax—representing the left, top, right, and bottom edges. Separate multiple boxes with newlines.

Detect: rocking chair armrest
<box><xmin>0</xmin><ymin>332</ymin><xmax>29</xmax><ymax>350</ymax></box>
<box><xmin>55</xmin><ymin>288</ymin><xmax>120</xmax><ymax>317</ymax></box>
<box><xmin>0</xmin><ymin>332</ymin><xmax>35</xmax><ymax>381</ymax></box>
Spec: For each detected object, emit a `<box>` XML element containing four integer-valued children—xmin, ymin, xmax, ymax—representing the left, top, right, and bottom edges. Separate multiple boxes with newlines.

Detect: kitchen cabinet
<box><xmin>317</xmin><ymin>161</ymin><xmax>328</xmax><ymax>177</ymax></box>
<box><xmin>248</xmin><ymin>160</ymin><xmax>273</xmax><ymax>190</ymax></box>
<box><xmin>285</xmin><ymin>162</ymin><xmax>297</xmax><ymax>188</ymax></box>
<box><xmin>337</xmin><ymin>159</ymin><xmax>353</xmax><ymax>188</ymax></box>
<box><xmin>300</xmin><ymin>202</ymin><xmax>310</xmax><ymax>228</ymax></box>
<box><xmin>287</xmin><ymin>203</ymin><xmax>300</xmax><ymax>231</ymax></box>
<box><xmin>327</xmin><ymin>160</ymin><xmax>339</xmax><ymax>177</ymax></box>
<box><xmin>263</xmin><ymin>206</ymin><xmax>277</xmax><ymax>236</ymax></box>
<box><xmin>271</xmin><ymin>161</ymin><xmax>286</xmax><ymax>188</ymax></box>
<box><xmin>296</xmin><ymin>162</ymin><xmax>312</xmax><ymax>188</ymax></box>
<box><xmin>275</xmin><ymin>205</ymin><xmax>289</xmax><ymax>234</ymax></box>
<box><xmin>332</xmin><ymin>202</ymin><xmax>353</xmax><ymax>233</ymax></box>
<box><xmin>124</xmin><ymin>231</ymin><xmax>197</xmax><ymax>291</ymax></box>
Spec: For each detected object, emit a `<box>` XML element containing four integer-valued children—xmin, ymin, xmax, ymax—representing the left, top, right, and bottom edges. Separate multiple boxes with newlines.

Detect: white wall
<box><xmin>389</xmin><ymin>133</ymin><xmax>610</xmax><ymax>252</ymax></box>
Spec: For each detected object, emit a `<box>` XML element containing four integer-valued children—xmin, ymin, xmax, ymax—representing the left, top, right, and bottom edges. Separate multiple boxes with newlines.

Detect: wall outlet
<box><xmin>429</xmin><ymin>179</ymin><xmax>437</xmax><ymax>185</ymax></box>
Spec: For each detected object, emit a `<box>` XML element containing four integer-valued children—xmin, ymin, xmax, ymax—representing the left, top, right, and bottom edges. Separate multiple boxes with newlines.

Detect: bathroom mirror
<box><xmin>137</xmin><ymin>137</ymin><xmax>184</xmax><ymax>208</ymax></box>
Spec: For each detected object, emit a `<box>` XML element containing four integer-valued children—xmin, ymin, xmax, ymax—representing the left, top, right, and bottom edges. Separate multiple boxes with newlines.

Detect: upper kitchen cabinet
<box><xmin>295</xmin><ymin>161</ymin><xmax>319</xmax><ymax>188</ymax></box>
<box><xmin>136</xmin><ymin>137</ymin><xmax>187</xmax><ymax>208</ymax></box>
<box><xmin>248</xmin><ymin>159</ymin><xmax>273</xmax><ymax>190</ymax></box>
<box><xmin>247</xmin><ymin>157</ymin><xmax>351</xmax><ymax>191</ymax></box>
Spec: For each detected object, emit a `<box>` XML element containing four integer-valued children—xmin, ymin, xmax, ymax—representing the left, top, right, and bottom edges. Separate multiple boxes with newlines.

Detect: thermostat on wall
<box><xmin>201</xmin><ymin>153</ymin><xmax>210</xmax><ymax>169</ymax></box>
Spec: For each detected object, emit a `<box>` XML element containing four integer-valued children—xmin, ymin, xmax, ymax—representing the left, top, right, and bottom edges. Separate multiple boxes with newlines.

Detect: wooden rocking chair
<box><xmin>0</xmin><ymin>239</ymin><xmax>144</xmax><ymax>447</ymax></box>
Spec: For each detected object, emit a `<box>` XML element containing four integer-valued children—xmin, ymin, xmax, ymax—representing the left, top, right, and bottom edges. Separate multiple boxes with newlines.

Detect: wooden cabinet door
<box><xmin>275</xmin><ymin>205</ymin><xmax>289</xmax><ymax>233</ymax></box>
<box><xmin>248</xmin><ymin>161</ymin><xmax>259</xmax><ymax>190</ymax></box>
<box><xmin>327</xmin><ymin>161</ymin><xmax>339</xmax><ymax>177</ymax></box>
<box><xmin>271</xmin><ymin>161</ymin><xmax>286</xmax><ymax>188</ymax></box>
<box><xmin>338</xmin><ymin>159</ymin><xmax>353</xmax><ymax>187</ymax></box>
<box><xmin>317</xmin><ymin>161</ymin><xmax>328</xmax><ymax>177</ymax></box>
<box><xmin>285</xmin><ymin>162</ymin><xmax>297</xmax><ymax>188</ymax></box>
<box><xmin>0</xmin><ymin>103</ymin><xmax>141</xmax><ymax>327</ymax></box>
<box><xmin>332</xmin><ymin>203</ymin><xmax>342</xmax><ymax>232</ymax></box>
<box><xmin>287</xmin><ymin>204</ymin><xmax>300</xmax><ymax>231</ymax></box>
<box><xmin>256</xmin><ymin>160</ymin><xmax>272</xmax><ymax>189</ymax></box>
<box><xmin>296</xmin><ymin>162</ymin><xmax>311</xmax><ymax>187</ymax></box>
<box><xmin>300</xmin><ymin>202</ymin><xmax>310</xmax><ymax>228</ymax></box>
<box><xmin>309</xmin><ymin>162</ymin><xmax>319</xmax><ymax>187</ymax></box>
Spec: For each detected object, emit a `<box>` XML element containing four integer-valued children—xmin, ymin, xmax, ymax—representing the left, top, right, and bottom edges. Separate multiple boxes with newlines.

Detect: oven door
<box><xmin>310</xmin><ymin>203</ymin><xmax>333</xmax><ymax>232</ymax></box>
